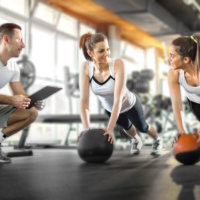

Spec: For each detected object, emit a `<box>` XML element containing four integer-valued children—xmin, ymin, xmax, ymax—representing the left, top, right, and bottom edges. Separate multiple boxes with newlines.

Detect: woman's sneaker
<box><xmin>151</xmin><ymin>137</ymin><xmax>163</xmax><ymax>155</ymax></box>
<box><xmin>130</xmin><ymin>138</ymin><xmax>143</xmax><ymax>155</ymax></box>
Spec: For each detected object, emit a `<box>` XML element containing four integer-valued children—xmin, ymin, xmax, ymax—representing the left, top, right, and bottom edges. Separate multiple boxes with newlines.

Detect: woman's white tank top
<box><xmin>89</xmin><ymin>58</ymin><xmax>136</xmax><ymax>113</ymax></box>
<box><xmin>179</xmin><ymin>69</ymin><xmax>200</xmax><ymax>103</ymax></box>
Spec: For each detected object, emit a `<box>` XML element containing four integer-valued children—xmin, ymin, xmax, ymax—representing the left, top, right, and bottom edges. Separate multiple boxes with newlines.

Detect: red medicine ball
<box><xmin>173</xmin><ymin>133</ymin><xmax>200</xmax><ymax>165</ymax></box>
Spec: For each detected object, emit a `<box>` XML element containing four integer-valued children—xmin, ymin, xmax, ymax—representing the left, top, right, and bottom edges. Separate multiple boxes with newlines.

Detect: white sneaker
<box><xmin>151</xmin><ymin>137</ymin><xmax>163</xmax><ymax>155</ymax></box>
<box><xmin>130</xmin><ymin>138</ymin><xmax>143</xmax><ymax>155</ymax></box>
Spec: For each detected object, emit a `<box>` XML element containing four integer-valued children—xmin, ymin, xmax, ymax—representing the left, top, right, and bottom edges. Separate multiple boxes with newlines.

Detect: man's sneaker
<box><xmin>151</xmin><ymin>137</ymin><xmax>163</xmax><ymax>155</ymax></box>
<box><xmin>0</xmin><ymin>145</ymin><xmax>11</xmax><ymax>163</ymax></box>
<box><xmin>130</xmin><ymin>138</ymin><xmax>143</xmax><ymax>155</ymax></box>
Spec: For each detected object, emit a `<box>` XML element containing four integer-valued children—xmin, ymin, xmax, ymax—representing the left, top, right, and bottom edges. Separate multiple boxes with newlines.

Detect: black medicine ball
<box><xmin>78</xmin><ymin>128</ymin><xmax>113</xmax><ymax>163</ymax></box>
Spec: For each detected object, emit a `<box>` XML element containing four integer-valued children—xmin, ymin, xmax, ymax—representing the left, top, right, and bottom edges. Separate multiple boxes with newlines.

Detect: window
<box><xmin>56</xmin><ymin>35</ymin><xmax>78</xmax><ymax>114</ymax></box>
<box><xmin>57</xmin><ymin>35</ymin><xmax>77</xmax><ymax>80</ymax></box>
<box><xmin>0</xmin><ymin>0</ymin><xmax>27</xmax><ymax>16</ymax></box>
<box><xmin>80</xmin><ymin>23</ymin><xmax>95</xmax><ymax>36</ymax></box>
<box><xmin>31</xmin><ymin>24</ymin><xmax>55</xmax><ymax>79</ymax></box>
<box><xmin>57</xmin><ymin>13</ymin><xmax>78</xmax><ymax>37</ymax></box>
<box><xmin>121</xmin><ymin>42</ymin><xmax>145</xmax><ymax>70</ymax></box>
<box><xmin>33</xmin><ymin>2</ymin><xmax>59</xmax><ymax>25</ymax></box>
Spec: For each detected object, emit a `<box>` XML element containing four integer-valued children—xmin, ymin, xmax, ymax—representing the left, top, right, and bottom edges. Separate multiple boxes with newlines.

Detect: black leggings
<box><xmin>187</xmin><ymin>98</ymin><xmax>200</xmax><ymax>121</ymax></box>
<box><xmin>105</xmin><ymin>96</ymin><xmax>149</xmax><ymax>133</ymax></box>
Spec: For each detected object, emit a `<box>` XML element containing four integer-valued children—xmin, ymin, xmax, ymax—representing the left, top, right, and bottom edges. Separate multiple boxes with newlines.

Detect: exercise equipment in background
<box><xmin>78</xmin><ymin>128</ymin><xmax>113</xmax><ymax>163</ymax></box>
<box><xmin>7</xmin><ymin>55</ymin><xmax>36</xmax><ymax>157</ymax></box>
<box><xmin>63</xmin><ymin>66</ymin><xmax>80</xmax><ymax>145</ymax></box>
<box><xmin>144</xmin><ymin>94</ymin><xmax>174</xmax><ymax>134</ymax></box>
<box><xmin>126</xmin><ymin>69</ymin><xmax>154</xmax><ymax>94</ymax></box>
<box><xmin>173</xmin><ymin>133</ymin><xmax>200</xmax><ymax>165</ymax></box>
<box><xmin>16</xmin><ymin>54</ymin><xmax>36</xmax><ymax>149</ymax></box>
<box><xmin>17</xmin><ymin>55</ymin><xmax>36</xmax><ymax>91</ymax></box>
<box><xmin>64</xmin><ymin>66</ymin><xmax>79</xmax><ymax>98</ymax></box>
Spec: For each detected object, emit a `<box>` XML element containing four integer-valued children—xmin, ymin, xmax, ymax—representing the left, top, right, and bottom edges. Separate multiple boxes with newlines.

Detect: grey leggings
<box><xmin>105</xmin><ymin>95</ymin><xmax>149</xmax><ymax>132</ymax></box>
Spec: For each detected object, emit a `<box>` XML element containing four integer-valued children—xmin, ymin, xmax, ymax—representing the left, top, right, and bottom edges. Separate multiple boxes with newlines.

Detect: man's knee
<box><xmin>28</xmin><ymin>107</ymin><xmax>38</xmax><ymax>122</ymax></box>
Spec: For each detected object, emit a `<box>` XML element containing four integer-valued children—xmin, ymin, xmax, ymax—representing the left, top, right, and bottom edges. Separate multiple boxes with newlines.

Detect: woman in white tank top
<box><xmin>79</xmin><ymin>32</ymin><xmax>162</xmax><ymax>155</ymax></box>
<box><xmin>168</xmin><ymin>35</ymin><xmax>200</xmax><ymax>139</ymax></box>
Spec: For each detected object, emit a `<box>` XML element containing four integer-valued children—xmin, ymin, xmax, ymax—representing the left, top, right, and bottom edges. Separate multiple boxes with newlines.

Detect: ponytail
<box><xmin>79</xmin><ymin>33</ymin><xmax>92</xmax><ymax>61</ymax></box>
<box><xmin>191</xmin><ymin>35</ymin><xmax>200</xmax><ymax>80</ymax></box>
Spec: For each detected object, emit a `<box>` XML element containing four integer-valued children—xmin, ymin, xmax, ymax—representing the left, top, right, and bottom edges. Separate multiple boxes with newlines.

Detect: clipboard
<box><xmin>27</xmin><ymin>86</ymin><xmax>62</xmax><ymax>109</ymax></box>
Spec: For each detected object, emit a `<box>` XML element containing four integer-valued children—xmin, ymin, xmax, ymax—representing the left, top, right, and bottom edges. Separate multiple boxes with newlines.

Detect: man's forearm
<box><xmin>0</xmin><ymin>94</ymin><xmax>13</xmax><ymax>105</ymax></box>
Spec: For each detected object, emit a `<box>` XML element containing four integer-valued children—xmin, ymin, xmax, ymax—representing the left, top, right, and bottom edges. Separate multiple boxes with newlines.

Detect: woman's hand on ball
<box><xmin>172</xmin><ymin>132</ymin><xmax>184</xmax><ymax>146</ymax></box>
<box><xmin>102</xmin><ymin>128</ymin><xmax>114</xmax><ymax>144</ymax></box>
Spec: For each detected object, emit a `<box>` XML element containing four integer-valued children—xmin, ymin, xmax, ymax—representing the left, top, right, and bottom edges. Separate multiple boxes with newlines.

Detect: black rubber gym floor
<box><xmin>0</xmin><ymin>146</ymin><xmax>200</xmax><ymax>200</ymax></box>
